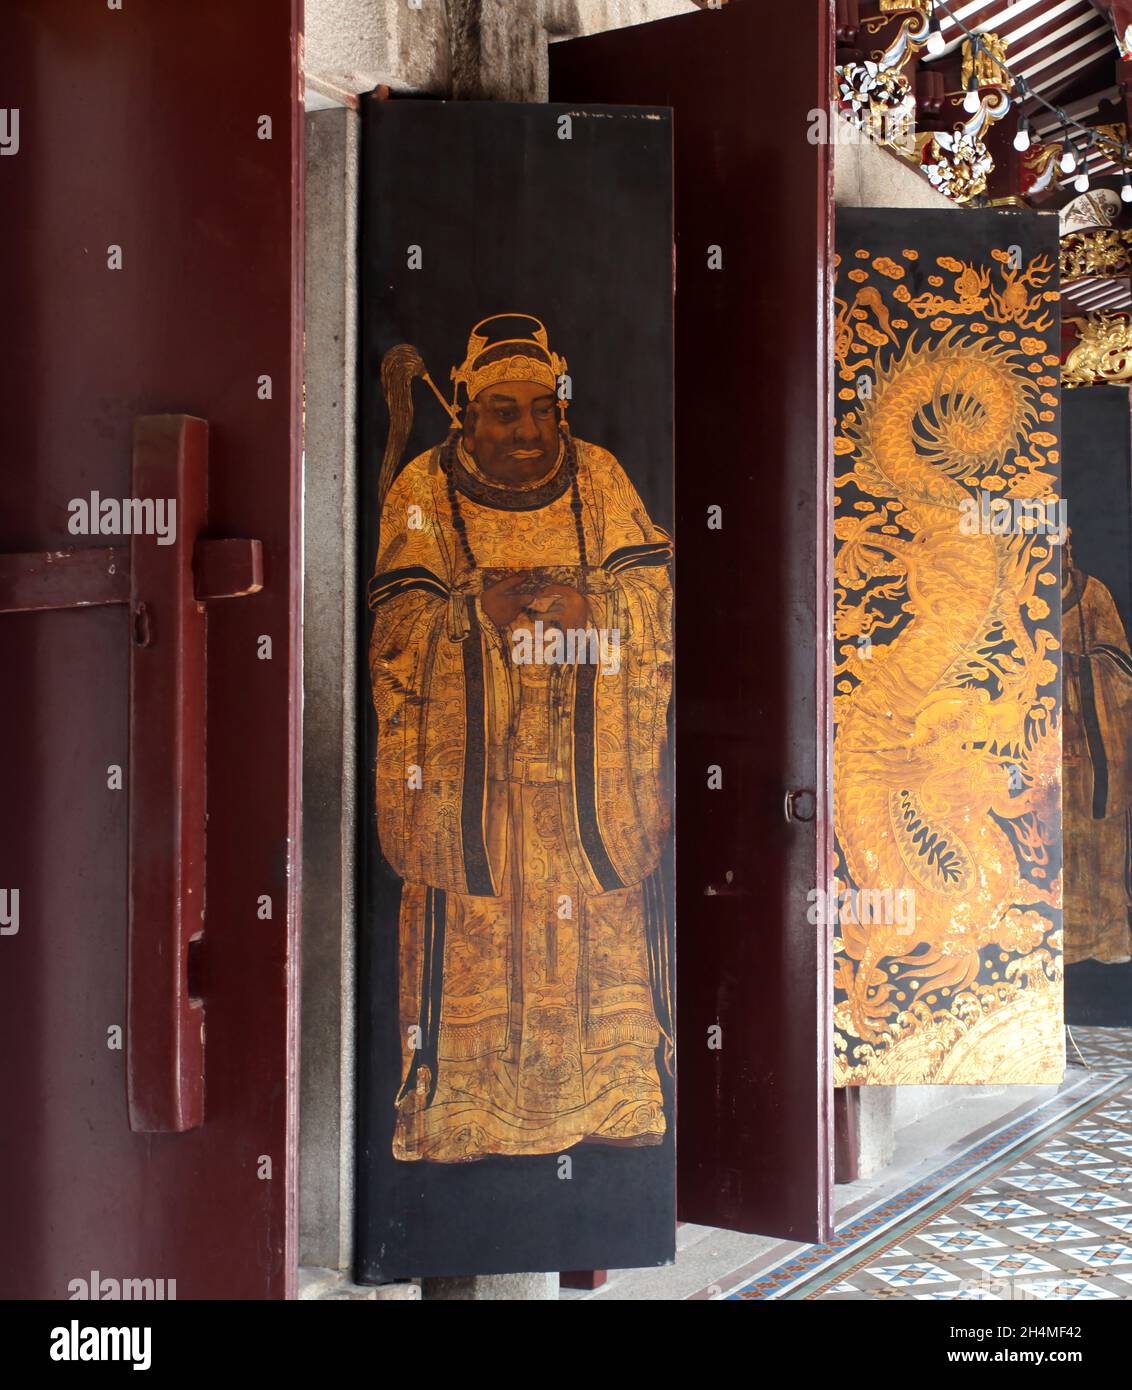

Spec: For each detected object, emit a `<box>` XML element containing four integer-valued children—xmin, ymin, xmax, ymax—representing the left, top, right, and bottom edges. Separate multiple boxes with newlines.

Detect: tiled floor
<box><xmin>563</xmin><ymin>1027</ymin><xmax>1132</xmax><ymax>1300</ymax></box>
<box><xmin>1067</xmin><ymin>1024</ymin><xmax>1132</xmax><ymax>1075</ymax></box>
<box><xmin>724</xmin><ymin>1027</ymin><xmax>1132</xmax><ymax>1300</ymax></box>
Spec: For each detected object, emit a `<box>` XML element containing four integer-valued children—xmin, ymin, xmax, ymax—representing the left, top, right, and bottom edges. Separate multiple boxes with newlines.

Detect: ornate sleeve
<box><xmin>368</xmin><ymin>450</ymin><xmax>499</xmax><ymax>896</ymax></box>
<box><xmin>574</xmin><ymin>443</ymin><xmax>673</xmax><ymax>888</ymax></box>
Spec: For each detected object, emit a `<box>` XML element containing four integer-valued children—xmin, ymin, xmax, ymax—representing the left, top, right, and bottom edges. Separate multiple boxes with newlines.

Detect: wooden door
<box><xmin>0</xmin><ymin>0</ymin><xmax>303</xmax><ymax>1299</ymax></box>
<box><xmin>551</xmin><ymin>0</ymin><xmax>836</xmax><ymax>1242</ymax></box>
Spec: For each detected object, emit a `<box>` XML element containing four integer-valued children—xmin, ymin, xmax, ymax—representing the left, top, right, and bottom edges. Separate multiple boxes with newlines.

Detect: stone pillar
<box><xmin>446</xmin><ymin>0</ymin><xmax>547</xmax><ymax>100</ymax></box>
<box><xmin>300</xmin><ymin>105</ymin><xmax>360</xmax><ymax>1276</ymax></box>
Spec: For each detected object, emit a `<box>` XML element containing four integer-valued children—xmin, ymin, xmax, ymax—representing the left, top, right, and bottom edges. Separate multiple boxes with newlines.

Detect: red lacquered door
<box><xmin>552</xmin><ymin>0</ymin><xmax>835</xmax><ymax>1242</ymax></box>
<box><xmin>0</xmin><ymin>1</ymin><xmax>303</xmax><ymax>1298</ymax></box>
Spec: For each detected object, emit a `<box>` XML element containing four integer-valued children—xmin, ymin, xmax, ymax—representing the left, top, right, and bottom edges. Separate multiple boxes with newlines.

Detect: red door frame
<box><xmin>0</xmin><ymin>0</ymin><xmax>303</xmax><ymax>1299</ymax></box>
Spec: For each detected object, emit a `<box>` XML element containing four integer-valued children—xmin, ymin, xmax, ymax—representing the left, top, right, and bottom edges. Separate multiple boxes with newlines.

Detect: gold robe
<box><xmin>1063</xmin><ymin>570</ymin><xmax>1132</xmax><ymax>965</ymax></box>
<box><xmin>368</xmin><ymin>437</ymin><xmax>673</xmax><ymax>1160</ymax></box>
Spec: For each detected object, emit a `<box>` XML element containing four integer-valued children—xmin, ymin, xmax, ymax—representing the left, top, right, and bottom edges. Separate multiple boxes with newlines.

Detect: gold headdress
<box><xmin>451</xmin><ymin>313</ymin><xmax>567</xmax><ymax>405</ymax></box>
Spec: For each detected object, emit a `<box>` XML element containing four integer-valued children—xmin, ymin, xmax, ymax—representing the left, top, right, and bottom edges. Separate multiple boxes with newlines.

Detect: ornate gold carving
<box><xmin>836</xmin><ymin>9</ymin><xmax>931</xmax><ymax>153</ymax></box>
<box><xmin>1092</xmin><ymin>122</ymin><xmax>1129</xmax><ymax>148</ymax></box>
<box><xmin>961</xmin><ymin>32</ymin><xmax>1010</xmax><ymax>90</ymax></box>
<box><xmin>880</xmin><ymin>0</ymin><xmax>930</xmax><ymax>11</ymax></box>
<box><xmin>1063</xmin><ymin>311</ymin><xmax>1132</xmax><ymax>387</ymax></box>
<box><xmin>916</xmin><ymin>89</ymin><xmax>1011</xmax><ymax>203</ymax></box>
<box><xmin>1060</xmin><ymin>227</ymin><xmax>1132</xmax><ymax>282</ymax></box>
<box><xmin>1022</xmin><ymin>142</ymin><xmax>1061</xmax><ymax>200</ymax></box>
<box><xmin>917</xmin><ymin>126</ymin><xmax>994</xmax><ymax>202</ymax></box>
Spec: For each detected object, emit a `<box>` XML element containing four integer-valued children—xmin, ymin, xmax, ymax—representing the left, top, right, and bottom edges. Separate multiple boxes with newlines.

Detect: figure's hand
<box><xmin>481</xmin><ymin>574</ymin><xmax>535</xmax><ymax>628</ymax></box>
<box><xmin>528</xmin><ymin>583</ymin><xmax>590</xmax><ymax>631</ymax></box>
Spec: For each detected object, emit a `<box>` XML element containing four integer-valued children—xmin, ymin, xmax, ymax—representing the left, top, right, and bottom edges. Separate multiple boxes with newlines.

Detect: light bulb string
<box><xmin>928</xmin><ymin>0</ymin><xmax>1130</xmax><ymax>181</ymax></box>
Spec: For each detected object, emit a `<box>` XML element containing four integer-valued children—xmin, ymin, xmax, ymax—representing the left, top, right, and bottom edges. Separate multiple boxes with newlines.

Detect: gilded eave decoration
<box><xmin>1060</xmin><ymin>228</ymin><xmax>1132</xmax><ymax>282</ymax></box>
<box><xmin>1063</xmin><ymin>312</ymin><xmax>1132</xmax><ymax>387</ymax></box>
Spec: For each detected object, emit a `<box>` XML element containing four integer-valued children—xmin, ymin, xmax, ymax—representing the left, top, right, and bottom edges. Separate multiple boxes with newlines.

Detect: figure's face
<box><xmin>464</xmin><ymin>380</ymin><xmax>559</xmax><ymax>484</ymax></box>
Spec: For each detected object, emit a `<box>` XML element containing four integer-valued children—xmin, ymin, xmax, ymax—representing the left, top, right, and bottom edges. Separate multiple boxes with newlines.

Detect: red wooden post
<box><xmin>126</xmin><ymin>416</ymin><xmax>209</xmax><ymax>1132</ymax></box>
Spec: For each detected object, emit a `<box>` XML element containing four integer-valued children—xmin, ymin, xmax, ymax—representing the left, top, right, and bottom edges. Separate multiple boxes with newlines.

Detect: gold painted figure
<box><xmin>368</xmin><ymin>315</ymin><xmax>673</xmax><ymax>1161</ymax></box>
<box><xmin>1062</xmin><ymin>537</ymin><xmax>1132</xmax><ymax>964</ymax></box>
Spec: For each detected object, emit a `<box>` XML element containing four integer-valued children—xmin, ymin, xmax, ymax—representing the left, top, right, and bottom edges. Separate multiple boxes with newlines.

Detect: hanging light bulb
<box><xmin>1074</xmin><ymin>133</ymin><xmax>1096</xmax><ymax>192</ymax></box>
<box><xmin>926</xmin><ymin>2</ymin><xmax>946</xmax><ymax>57</ymax></box>
<box><xmin>963</xmin><ymin>70</ymin><xmax>981</xmax><ymax>115</ymax></box>
<box><xmin>1060</xmin><ymin>139</ymin><xmax>1077</xmax><ymax>175</ymax></box>
<box><xmin>1122</xmin><ymin>160</ymin><xmax>1132</xmax><ymax>203</ymax></box>
<box><xmin>1013</xmin><ymin>111</ymin><xmax>1031</xmax><ymax>153</ymax></box>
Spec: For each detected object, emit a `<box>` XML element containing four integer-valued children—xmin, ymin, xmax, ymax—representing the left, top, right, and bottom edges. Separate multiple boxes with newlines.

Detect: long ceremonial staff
<box><xmin>378</xmin><ymin>344</ymin><xmax>459</xmax><ymax>512</ymax></box>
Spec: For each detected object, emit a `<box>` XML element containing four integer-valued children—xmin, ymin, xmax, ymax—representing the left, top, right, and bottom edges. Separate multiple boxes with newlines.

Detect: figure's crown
<box><xmin>451</xmin><ymin>313</ymin><xmax>567</xmax><ymax>401</ymax></box>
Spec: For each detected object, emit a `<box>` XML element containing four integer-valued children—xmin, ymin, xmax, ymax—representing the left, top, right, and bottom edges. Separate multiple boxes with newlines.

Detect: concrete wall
<box><xmin>303</xmin><ymin>1</ymin><xmax>698</xmax><ymax>105</ymax></box>
<box><xmin>833</xmin><ymin>113</ymin><xmax>954</xmax><ymax>211</ymax></box>
<box><xmin>304</xmin><ymin>0</ymin><xmax>448</xmax><ymax>105</ymax></box>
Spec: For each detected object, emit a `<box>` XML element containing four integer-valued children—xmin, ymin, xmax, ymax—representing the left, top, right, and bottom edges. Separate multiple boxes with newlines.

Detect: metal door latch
<box><xmin>784</xmin><ymin>788</ymin><xmax>817</xmax><ymax>823</ymax></box>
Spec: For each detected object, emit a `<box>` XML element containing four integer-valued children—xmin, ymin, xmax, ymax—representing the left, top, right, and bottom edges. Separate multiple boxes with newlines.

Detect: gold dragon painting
<box><xmin>833</xmin><ymin>224</ymin><xmax>1065</xmax><ymax>1086</ymax></box>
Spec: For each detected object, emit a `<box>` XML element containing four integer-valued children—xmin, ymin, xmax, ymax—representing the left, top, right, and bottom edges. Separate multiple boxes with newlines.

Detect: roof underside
<box><xmin>926</xmin><ymin>1</ymin><xmax>1130</xmax><ymax>308</ymax></box>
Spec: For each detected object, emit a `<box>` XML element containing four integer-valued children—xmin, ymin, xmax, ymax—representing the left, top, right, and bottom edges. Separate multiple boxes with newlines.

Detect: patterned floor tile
<box><xmin>1059</xmin><ymin>1243</ymin><xmax>1132</xmax><ymax>1268</ymax></box>
<box><xmin>1046</xmin><ymin>1191</ymin><xmax>1128</xmax><ymax>1213</ymax></box>
<box><xmin>1067</xmin><ymin>1027</ymin><xmax>1132</xmax><ymax>1074</ymax></box>
<box><xmin>966</xmin><ymin>1252</ymin><xmax>1060</xmax><ymax>1277</ymax></box>
<box><xmin>915</xmin><ymin>1286</ymin><xmax>1003</xmax><ymax>1301</ymax></box>
<box><xmin>1040</xmin><ymin>1147</ymin><xmax>1113</xmax><ymax>1166</ymax></box>
<box><xmin>1015</xmin><ymin>1277</ymin><xmax>1120</xmax><ymax>1300</ymax></box>
<box><xmin>959</xmin><ymin>1198</ymin><xmax>1045</xmax><ymax>1221</ymax></box>
<box><xmin>1001</xmin><ymin>1171</ymin><xmax>1079</xmax><ymax>1192</ymax></box>
<box><xmin>1096</xmin><ymin>1212</ymin><xmax>1132</xmax><ymax>1234</ymax></box>
<box><xmin>725</xmin><ymin>1048</ymin><xmax>1132</xmax><ymax>1301</ymax></box>
<box><xmin>1012</xmin><ymin>1219</ymin><xmax>1099</xmax><ymax>1243</ymax></box>
<box><xmin>1080</xmin><ymin>1165</ymin><xmax>1132</xmax><ymax>1184</ymax></box>
<box><xmin>918</xmin><ymin>1229</ymin><xmax>1007</xmax><ymax>1254</ymax></box>
<box><xmin>868</xmin><ymin>1263</ymin><xmax>953</xmax><ymax>1287</ymax></box>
